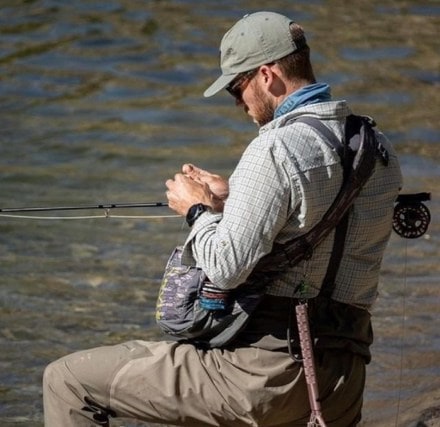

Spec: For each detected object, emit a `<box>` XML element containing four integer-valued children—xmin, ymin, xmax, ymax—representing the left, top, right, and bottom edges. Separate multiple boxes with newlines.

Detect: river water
<box><xmin>0</xmin><ymin>1</ymin><xmax>439</xmax><ymax>426</ymax></box>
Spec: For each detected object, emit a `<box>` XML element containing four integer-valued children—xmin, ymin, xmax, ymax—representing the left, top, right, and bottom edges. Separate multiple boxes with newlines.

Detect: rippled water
<box><xmin>0</xmin><ymin>1</ymin><xmax>439</xmax><ymax>426</ymax></box>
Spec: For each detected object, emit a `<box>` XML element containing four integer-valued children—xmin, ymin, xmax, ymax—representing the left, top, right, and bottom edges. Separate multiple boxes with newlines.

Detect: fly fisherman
<box><xmin>43</xmin><ymin>11</ymin><xmax>402</xmax><ymax>426</ymax></box>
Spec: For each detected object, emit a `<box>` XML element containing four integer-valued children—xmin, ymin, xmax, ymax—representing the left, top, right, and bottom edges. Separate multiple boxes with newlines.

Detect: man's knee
<box><xmin>43</xmin><ymin>354</ymin><xmax>86</xmax><ymax>403</ymax></box>
<box><xmin>43</xmin><ymin>358</ymin><xmax>65</xmax><ymax>393</ymax></box>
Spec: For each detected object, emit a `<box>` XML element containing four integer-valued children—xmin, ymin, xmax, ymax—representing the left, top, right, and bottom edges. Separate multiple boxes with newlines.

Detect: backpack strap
<box><xmin>293</xmin><ymin>115</ymin><xmax>389</xmax><ymax>298</ymax></box>
<box><xmin>256</xmin><ymin>114</ymin><xmax>388</xmax><ymax>295</ymax></box>
<box><xmin>295</xmin><ymin>116</ymin><xmax>344</xmax><ymax>159</ymax></box>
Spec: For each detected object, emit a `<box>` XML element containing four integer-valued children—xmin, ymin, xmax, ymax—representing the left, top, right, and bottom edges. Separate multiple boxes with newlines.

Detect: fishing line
<box><xmin>0</xmin><ymin>213</ymin><xmax>180</xmax><ymax>220</ymax></box>
<box><xmin>0</xmin><ymin>201</ymin><xmax>177</xmax><ymax>220</ymax></box>
<box><xmin>388</xmin><ymin>192</ymin><xmax>431</xmax><ymax>425</ymax></box>
<box><xmin>394</xmin><ymin>240</ymin><xmax>409</xmax><ymax>427</ymax></box>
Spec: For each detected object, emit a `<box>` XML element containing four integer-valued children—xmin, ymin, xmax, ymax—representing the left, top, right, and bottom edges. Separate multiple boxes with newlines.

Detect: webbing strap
<box><xmin>290</xmin><ymin>117</ymin><xmax>351</xmax><ymax>427</ymax></box>
<box><xmin>295</xmin><ymin>116</ymin><xmax>344</xmax><ymax>159</ymax></box>
<box><xmin>294</xmin><ymin>117</ymin><xmax>350</xmax><ymax>298</ymax></box>
<box><xmin>320</xmin><ymin>213</ymin><xmax>349</xmax><ymax>298</ymax></box>
<box><xmin>256</xmin><ymin>114</ymin><xmax>383</xmax><ymax>281</ymax></box>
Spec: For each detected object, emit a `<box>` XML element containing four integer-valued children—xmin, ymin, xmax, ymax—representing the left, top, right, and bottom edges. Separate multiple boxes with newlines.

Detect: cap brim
<box><xmin>203</xmin><ymin>73</ymin><xmax>238</xmax><ymax>98</ymax></box>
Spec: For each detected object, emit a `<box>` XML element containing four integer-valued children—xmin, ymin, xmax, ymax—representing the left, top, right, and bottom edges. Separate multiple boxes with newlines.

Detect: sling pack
<box><xmin>256</xmin><ymin>114</ymin><xmax>388</xmax><ymax>271</ymax></box>
<box><xmin>155</xmin><ymin>114</ymin><xmax>389</xmax><ymax>348</ymax></box>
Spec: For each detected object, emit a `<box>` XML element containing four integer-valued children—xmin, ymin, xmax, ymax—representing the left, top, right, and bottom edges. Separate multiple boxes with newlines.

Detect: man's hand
<box><xmin>166</xmin><ymin>165</ymin><xmax>229</xmax><ymax>216</ymax></box>
<box><xmin>166</xmin><ymin>173</ymin><xmax>213</xmax><ymax>216</ymax></box>
<box><xmin>182</xmin><ymin>164</ymin><xmax>229</xmax><ymax>212</ymax></box>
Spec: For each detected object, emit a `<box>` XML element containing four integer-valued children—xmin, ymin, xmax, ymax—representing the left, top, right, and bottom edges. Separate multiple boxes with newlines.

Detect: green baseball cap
<box><xmin>204</xmin><ymin>11</ymin><xmax>306</xmax><ymax>97</ymax></box>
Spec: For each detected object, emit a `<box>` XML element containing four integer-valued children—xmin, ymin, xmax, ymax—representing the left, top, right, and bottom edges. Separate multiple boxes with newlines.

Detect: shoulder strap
<box><xmin>294</xmin><ymin>117</ymin><xmax>350</xmax><ymax>298</ymax></box>
<box><xmin>319</xmin><ymin>210</ymin><xmax>349</xmax><ymax>298</ymax></box>
<box><xmin>294</xmin><ymin>116</ymin><xmax>344</xmax><ymax>159</ymax></box>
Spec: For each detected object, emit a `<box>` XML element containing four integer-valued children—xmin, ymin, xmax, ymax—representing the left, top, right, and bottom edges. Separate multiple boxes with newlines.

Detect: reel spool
<box><xmin>393</xmin><ymin>193</ymin><xmax>431</xmax><ymax>239</ymax></box>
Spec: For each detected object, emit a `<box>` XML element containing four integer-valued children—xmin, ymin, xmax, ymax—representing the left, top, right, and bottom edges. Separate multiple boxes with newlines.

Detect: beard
<box><xmin>252</xmin><ymin>83</ymin><xmax>275</xmax><ymax>127</ymax></box>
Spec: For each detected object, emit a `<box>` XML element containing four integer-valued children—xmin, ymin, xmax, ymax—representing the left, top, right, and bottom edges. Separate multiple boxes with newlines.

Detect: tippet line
<box><xmin>0</xmin><ymin>213</ymin><xmax>180</xmax><ymax>220</ymax></box>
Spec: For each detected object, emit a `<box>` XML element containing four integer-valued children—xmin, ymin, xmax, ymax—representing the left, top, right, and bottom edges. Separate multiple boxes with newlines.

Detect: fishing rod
<box><xmin>0</xmin><ymin>192</ymin><xmax>432</xmax><ymax>236</ymax></box>
<box><xmin>0</xmin><ymin>202</ymin><xmax>168</xmax><ymax>213</ymax></box>
<box><xmin>0</xmin><ymin>193</ymin><xmax>429</xmax><ymax>214</ymax></box>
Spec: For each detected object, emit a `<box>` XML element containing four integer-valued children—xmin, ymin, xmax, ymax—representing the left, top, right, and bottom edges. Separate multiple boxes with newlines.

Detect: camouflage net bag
<box><xmin>155</xmin><ymin>246</ymin><xmax>265</xmax><ymax>348</ymax></box>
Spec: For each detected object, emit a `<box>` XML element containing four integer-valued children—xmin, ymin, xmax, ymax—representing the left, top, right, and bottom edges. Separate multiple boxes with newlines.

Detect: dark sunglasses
<box><xmin>226</xmin><ymin>68</ymin><xmax>259</xmax><ymax>101</ymax></box>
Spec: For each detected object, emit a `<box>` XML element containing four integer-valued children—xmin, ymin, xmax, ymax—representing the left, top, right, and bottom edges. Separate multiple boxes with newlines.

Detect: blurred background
<box><xmin>0</xmin><ymin>1</ymin><xmax>438</xmax><ymax>426</ymax></box>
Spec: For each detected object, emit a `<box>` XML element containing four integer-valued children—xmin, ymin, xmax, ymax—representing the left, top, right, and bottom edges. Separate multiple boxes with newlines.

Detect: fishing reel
<box><xmin>393</xmin><ymin>192</ymin><xmax>431</xmax><ymax>239</ymax></box>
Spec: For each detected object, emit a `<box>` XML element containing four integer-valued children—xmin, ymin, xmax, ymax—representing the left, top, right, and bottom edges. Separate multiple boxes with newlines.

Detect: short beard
<box><xmin>253</xmin><ymin>83</ymin><xmax>275</xmax><ymax>127</ymax></box>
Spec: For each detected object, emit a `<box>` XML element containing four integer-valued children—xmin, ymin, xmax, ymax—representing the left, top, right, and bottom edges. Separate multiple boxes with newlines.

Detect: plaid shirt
<box><xmin>183</xmin><ymin>101</ymin><xmax>402</xmax><ymax>307</ymax></box>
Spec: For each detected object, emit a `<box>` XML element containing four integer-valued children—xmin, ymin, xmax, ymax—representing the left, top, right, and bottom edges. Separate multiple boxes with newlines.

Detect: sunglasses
<box><xmin>226</xmin><ymin>68</ymin><xmax>259</xmax><ymax>101</ymax></box>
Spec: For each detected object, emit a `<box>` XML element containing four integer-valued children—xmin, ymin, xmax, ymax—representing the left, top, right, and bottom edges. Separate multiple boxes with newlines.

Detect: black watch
<box><xmin>186</xmin><ymin>203</ymin><xmax>208</xmax><ymax>227</ymax></box>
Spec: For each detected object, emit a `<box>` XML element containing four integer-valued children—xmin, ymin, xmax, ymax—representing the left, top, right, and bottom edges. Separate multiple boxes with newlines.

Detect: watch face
<box><xmin>186</xmin><ymin>203</ymin><xmax>207</xmax><ymax>226</ymax></box>
<box><xmin>190</xmin><ymin>204</ymin><xmax>201</xmax><ymax>215</ymax></box>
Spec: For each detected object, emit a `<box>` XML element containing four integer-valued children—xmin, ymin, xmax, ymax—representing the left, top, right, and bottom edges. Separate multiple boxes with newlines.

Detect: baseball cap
<box><xmin>204</xmin><ymin>11</ymin><xmax>306</xmax><ymax>97</ymax></box>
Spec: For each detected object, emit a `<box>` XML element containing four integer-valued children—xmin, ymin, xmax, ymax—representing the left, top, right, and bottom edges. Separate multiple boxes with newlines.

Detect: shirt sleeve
<box><xmin>182</xmin><ymin>134</ymin><xmax>298</xmax><ymax>289</ymax></box>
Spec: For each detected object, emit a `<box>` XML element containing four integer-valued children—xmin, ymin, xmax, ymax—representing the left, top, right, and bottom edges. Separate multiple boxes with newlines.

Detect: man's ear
<box><xmin>259</xmin><ymin>64</ymin><xmax>275</xmax><ymax>86</ymax></box>
<box><xmin>260</xmin><ymin>64</ymin><xmax>286</xmax><ymax>97</ymax></box>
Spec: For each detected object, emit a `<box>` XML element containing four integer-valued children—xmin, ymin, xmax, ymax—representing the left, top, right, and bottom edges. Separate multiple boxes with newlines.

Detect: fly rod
<box><xmin>0</xmin><ymin>192</ymin><xmax>432</xmax><ymax>234</ymax></box>
<box><xmin>0</xmin><ymin>192</ymin><xmax>430</xmax><ymax>214</ymax></box>
<box><xmin>0</xmin><ymin>202</ymin><xmax>168</xmax><ymax>213</ymax></box>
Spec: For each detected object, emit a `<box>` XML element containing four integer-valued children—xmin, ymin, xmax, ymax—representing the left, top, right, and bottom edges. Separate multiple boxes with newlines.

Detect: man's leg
<box><xmin>43</xmin><ymin>339</ymin><xmax>230</xmax><ymax>427</ymax></box>
<box><xmin>43</xmin><ymin>339</ymin><xmax>307</xmax><ymax>426</ymax></box>
<box><xmin>43</xmin><ymin>340</ymin><xmax>364</xmax><ymax>427</ymax></box>
<box><xmin>317</xmin><ymin>350</ymin><xmax>366</xmax><ymax>426</ymax></box>
<box><xmin>43</xmin><ymin>340</ymin><xmax>146</xmax><ymax>427</ymax></box>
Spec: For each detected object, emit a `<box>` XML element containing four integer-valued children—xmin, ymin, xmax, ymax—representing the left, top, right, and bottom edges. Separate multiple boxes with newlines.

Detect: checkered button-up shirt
<box><xmin>182</xmin><ymin>101</ymin><xmax>402</xmax><ymax>308</ymax></box>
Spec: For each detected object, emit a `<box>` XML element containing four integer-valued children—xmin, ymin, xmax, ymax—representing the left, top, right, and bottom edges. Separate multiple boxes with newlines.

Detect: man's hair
<box><xmin>276</xmin><ymin>23</ymin><xmax>316</xmax><ymax>84</ymax></box>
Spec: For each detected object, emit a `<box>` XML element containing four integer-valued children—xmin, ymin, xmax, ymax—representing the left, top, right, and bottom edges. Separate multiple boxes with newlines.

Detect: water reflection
<box><xmin>0</xmin><ymin>1</ymin><xmax>439</xmax><ymax>426</ymax></box>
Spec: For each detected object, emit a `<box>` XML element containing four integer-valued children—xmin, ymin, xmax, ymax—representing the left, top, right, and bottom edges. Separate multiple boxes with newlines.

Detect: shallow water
<box><xmin>0</xmin><ymin>1</ymin><xmax>439</xmax><ymax>426</ymax></box>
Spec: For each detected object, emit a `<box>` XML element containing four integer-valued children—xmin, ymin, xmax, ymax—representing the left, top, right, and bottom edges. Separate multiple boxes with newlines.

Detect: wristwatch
<box><xmin>186</xmin><ymin>203</ymin><xmax>208</xmax><ymax>227</ymax></box>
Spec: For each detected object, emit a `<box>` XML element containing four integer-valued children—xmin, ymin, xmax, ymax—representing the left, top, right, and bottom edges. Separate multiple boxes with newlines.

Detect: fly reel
<box><xmin>393</xmin><ymin>192</ymin><xmax>431</xmax><ymax>239</ymax></box>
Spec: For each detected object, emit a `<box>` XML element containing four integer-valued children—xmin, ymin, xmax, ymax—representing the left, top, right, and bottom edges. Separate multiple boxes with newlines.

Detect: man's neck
<box><xmin>273</xmin><ymin>82</ymin><xmax>332</xmax><ymax>119</ymax></box>
<box><xmin>274</xmin><ymin>79</ymin><xmax>314</xmax><ymax>110</ymax></box>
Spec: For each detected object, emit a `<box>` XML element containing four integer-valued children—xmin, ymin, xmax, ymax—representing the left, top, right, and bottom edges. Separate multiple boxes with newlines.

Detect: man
<box><xmin>43</xmin><ymin>11</ymin><xmax>402</xmax><ymax>426</ymax></box>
